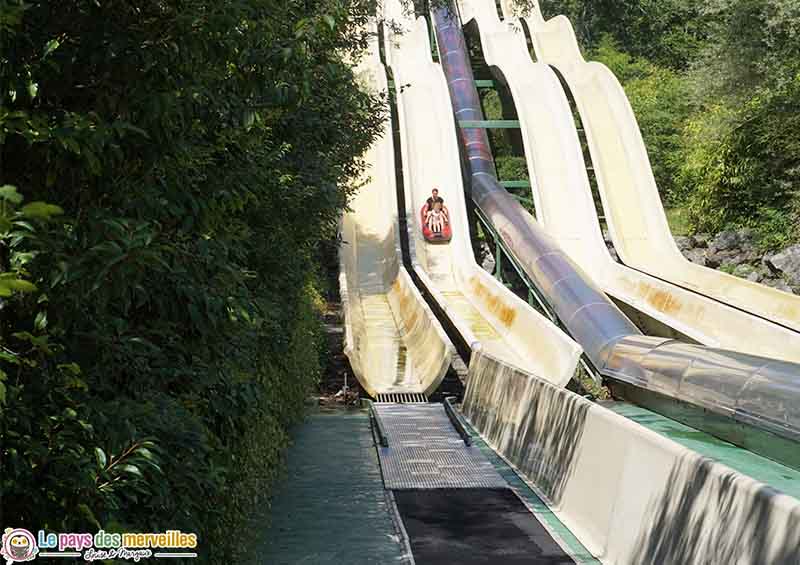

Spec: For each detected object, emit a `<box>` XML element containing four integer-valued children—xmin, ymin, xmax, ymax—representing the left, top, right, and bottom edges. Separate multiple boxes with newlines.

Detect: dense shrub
<box><xmin>0</xmin><ymin>0</ymin><xmax>383</xmax><ymax>560</ymax></box>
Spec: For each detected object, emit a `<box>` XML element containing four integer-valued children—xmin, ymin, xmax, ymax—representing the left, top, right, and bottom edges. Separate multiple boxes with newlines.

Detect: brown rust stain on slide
<box><xmin>393</xmin><ymin>278</ymin><xmax>421</xmax><ymax>333</ymax></box>
<box><xmin>470</xmin><ymin>276</ymin><xmax>517</xmax><ymax>327</ymax></box>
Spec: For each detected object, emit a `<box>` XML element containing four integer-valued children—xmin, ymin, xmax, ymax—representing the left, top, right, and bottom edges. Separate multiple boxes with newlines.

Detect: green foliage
<box><xmin>1</xmin><ymin>0</ymin><xmax>383</xmax><ymax>560</ymax></box>
<box><xmin>496</xmin><ymin>156</ymin><xmax>528</xmax><ymax>182</ymax></box>
<box><xmin>680</xmin><ymin>76</ymin><xmax>800</xmax><ymax>248</ymax></box>
<box><xmin>538</xmin><ymin>0</ymin><xmax>711</xmax><ymax>69</ymax></box>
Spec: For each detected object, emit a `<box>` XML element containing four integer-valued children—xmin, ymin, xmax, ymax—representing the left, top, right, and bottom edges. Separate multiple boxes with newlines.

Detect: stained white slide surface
<box><xmin>340</xmin><ymin>31</ymin><xmax>454</xmax><ymax>397</ymax></box>
<box><xmin>501</xmin><ymin>0</ymin><xmax>800</xmax><ymax>337</ymax></box>
<box><xmin>454</xmin><ymin>0</ymin><xmax>800</xmax><ymax>363</ymax></box>
<box><xmin>383</xmin><ymin>0</ymin><xmax>582</xmax><ymax>386</ymax></box>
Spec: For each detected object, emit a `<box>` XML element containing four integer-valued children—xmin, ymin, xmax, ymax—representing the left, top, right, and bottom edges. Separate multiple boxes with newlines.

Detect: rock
<box><xmin>746</xmin><ymin>270</ymin><xmax>763</xmax><ymax>283</ymax></box>
<box><xmin>735</xmin><ymin>227</ymin><xmax>754</xmax><ymax>243</ymax></box>
<box><xmin>766</xmin><ymin>244</ymin><xmax>800</xmax><ymax>286</ymax></box>
<box><xmin>705</xmin><ymin>253</ymin><xmax>722</xmax><ymax>269</ymax></box>
<box><xmin>721</xmin><ymin>252</ymin><xmax>749</xmax><ymax>268</ymax></box>
<box><xmin>674</xmin><ymin>235</ymin><xmax>694</xmax><ymax>251</ymax></box>
<box><xmin>733</xmin><ymin>264</ymin><xmax>757</xmax><ymax>279</ymax></box>
<box><xmin>684</xmin><ymin>249</ymin><xmax>707</xmax><ymax>266</ymax></box>
<box><xmin>693</xmin><ymin>233</ymin><xmax>711</xmax><ymax>248</ymax></box>
<box><xmin>481</xmin><ymin>252</ymin><xmax>496</xmax><ymax>274</ymax></box>
<box><xmin>710</xmin><ymin>230</ymin><xmax>740</xmax><ymax>253</ymax></box>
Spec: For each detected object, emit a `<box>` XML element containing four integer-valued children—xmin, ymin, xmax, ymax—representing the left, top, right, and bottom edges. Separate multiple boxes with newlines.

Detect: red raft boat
<box><xmin>420</xmin><ymin>204</ymin><xmax>452</xmax><ymax>243</ymax></box>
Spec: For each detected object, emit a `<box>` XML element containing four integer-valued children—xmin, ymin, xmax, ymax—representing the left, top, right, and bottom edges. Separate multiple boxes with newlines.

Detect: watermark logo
<box><xmin>1</xmin><ymin>528</ymin><xmax>39</xmax><ymax>564</ymax></box>
<box><xmin>1</xmin><ymin>528</ymin><xmax>197</xmax><ymax>562</ymax></box>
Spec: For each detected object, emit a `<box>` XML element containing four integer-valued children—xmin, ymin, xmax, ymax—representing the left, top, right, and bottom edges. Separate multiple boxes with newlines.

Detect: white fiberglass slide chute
<box><xmin>458</xmin><ymin>0</ymin><xmax>800</xmax><ymax>363</ymax></box>
<box><xmin>339</xmin><ymin>27</ymin><xmax>454</xmax><ymax>397</ymax></box>
<box><xmin>383</xmin><ymin>0</ymin><xmax>582</xmax><ymax>386</ymax></box>
<box><xmin>501</xmin><ymin>0</ymin><xmax>800</xmax><ymax>337</ymax></box>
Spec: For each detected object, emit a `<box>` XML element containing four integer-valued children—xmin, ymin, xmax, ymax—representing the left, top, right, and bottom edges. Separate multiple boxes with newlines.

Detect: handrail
<box><xmin>444</xmin><ymin>396</ymin><xmax>472</xmax><ymax>445</ymax></box>
<box><xmin>367</xmin><ymin>400</ymin><xmax>390</xmax><ymax>448</ymax></box>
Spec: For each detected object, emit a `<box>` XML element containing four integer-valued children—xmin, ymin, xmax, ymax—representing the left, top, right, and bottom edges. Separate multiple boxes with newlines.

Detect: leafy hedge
<box><xmin>0</xmin><ymin>0</ymin><xmax>382</xmax><ymax>560</ymax></box>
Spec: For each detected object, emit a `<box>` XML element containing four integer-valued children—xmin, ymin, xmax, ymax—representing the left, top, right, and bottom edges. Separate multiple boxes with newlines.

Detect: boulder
<box><xmin>674</xmin><ymin>235</ymin><xmax>694</xmax><ymax>251</ymax></box>
<box><xmin>709</xmin><ymin>230</ymin><xmax>740</xmax><ymax>253</ymax></box>
<box><xmin>746</xmin><ymin>270</ymin><xmax>763</xmax><ymax>283</ymax></box>
<box><xmin>735</xmin><ymin>227</ymin><xmax>754</xmax><ymax>243</ymax></box>
<box><xmin>684</xmin><ymin>249</ymin><xmax>707</xmax><ymax>266</ymax></box>
<box><xmin>693</xmin><ymin>233</ymin><xmax>711</xmax><ymax>248</ymax></box>
<box><xmin>766</xmin><ymin>244</ymin><xmax>800</xmax><ymax>287</ymax></box>
<box><xmin>733</xmin><ymin>263</ymin><xmax>757</xmax><ymax>280</ymax></box>
<box><xmin>481</xmin><ymin>252</ymin><xmax>496</xmax><ymax>274</ymax></box>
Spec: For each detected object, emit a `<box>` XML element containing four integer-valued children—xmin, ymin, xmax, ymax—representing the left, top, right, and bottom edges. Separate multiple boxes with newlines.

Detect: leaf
<box><xmin>34</xmin><ymin>310</ymin><xmax>47</xmax><ymax>331</ymax></box>
<box><xmin>323</xmin><ymin>15</ymin><xmax>335</xmax><ymax>30</ymax></box>
<box><xmin>5</xmin><ymin>279</ymin><xmax>37</xmax><ymax>293</ymax></box>
<box><xmin>95</xmin><ymin>447</ymin><xmax>107</xmax><ymax>468</ymax></box>
<box><xmin>119</xmin><ymin>464</ymin><xmax>142</xmax><ymax>478</ymax></box>
<box><xmin>43</xmin><ymin>38</ymin><xmax>61</xmax><ymax>57</ymax></box>
<box><xmin>21</xmin><ymin>201</ymin><xmax>64</xmax><ymax>219</ymax></box>
<box><xmin>0</xmin><ymin>380</ymin><xmax>5</xmax><ymax>405</ymax></box>
<box><xmin>0</xmin><ymin>185</ymin><xmax>23</xmax><ymax>204</ymax></box>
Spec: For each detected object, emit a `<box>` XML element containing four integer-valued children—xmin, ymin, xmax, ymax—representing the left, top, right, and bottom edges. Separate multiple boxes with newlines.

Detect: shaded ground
<box><xmin>254</xmin><ymin>410</ymin><xmax>411</xmax><ymax>565</ymax></box>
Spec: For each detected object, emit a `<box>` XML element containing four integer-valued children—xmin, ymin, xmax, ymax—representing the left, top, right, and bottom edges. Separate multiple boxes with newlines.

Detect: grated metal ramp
<box><xmin>376</xmin><ymin>392</ymin><xmax>427</xmax><ymax>403</ymax></box>
<box><xmin>375</xmin><ymin>403</ymin><xmax>506</xmax><ymax>489</ymax></box>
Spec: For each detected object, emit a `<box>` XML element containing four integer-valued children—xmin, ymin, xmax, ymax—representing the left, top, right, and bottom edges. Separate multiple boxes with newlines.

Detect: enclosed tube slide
<box><xmin>455</xmin><ymin>0</ymin><xmax>800</xmax><ymax>364</ymax></box>
<box><xmin>383</xmin><ymin>0</ymin><xmax>582</xmax><ymax>387</ymax></box>
<box><xmin>339</xmin><ymin>29</ymin><xmax>454</xmax><ymax>397</ymax></box>
<box><xmin>431</xmin><ymin>2</ymin><xmax>800</xmax><ymax>446</ymax></box>
<box><xmin>504</xmin><ymin>0</ymin><xmax>800</xmax><ymax>336</ymax></box>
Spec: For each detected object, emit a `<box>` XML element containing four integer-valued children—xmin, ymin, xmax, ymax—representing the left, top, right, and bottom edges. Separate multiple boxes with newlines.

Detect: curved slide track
<box><xmin>382</xmin><ymin>0</ymin><xmax>582</xmax><ymax>387</ymax></box>
<box><xmin>339</xmin><ymin>30</ymin><xmax>455</xmax><ymax>398</ymax></box>
<box><xmin>457</xmin><ymin>0</ymin><xmax>800</xmax><ymax>364</ymax></box>
<box><xmin>501</xmin><ymin>0</ymin><xmax>800</xmax><ymax>339</ymax></box>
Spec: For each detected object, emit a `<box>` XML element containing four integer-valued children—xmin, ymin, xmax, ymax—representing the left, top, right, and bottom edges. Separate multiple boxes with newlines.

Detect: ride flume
<box><xmin>431</xmin><ymin>3</ymin><xmax>800</xmax><ymax>455</ymax></box>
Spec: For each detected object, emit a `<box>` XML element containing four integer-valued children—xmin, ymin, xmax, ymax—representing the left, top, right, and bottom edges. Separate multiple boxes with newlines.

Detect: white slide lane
<box><xmin>453</xmin><ymin>0</ymin><xmax>800</xmax><ymax>363</ymax></box>
<box><xmin>384</xmin><ymin>0</ymin><xmax>582</xmax><ymax>386</ymax></box>
<box><xmin>339</xmin><ymin>28</ymin><xmax>454</xmax><ymax>397</ymax></box>
<box><xmin>499</xmin><ymin>0</ymin><xmax>800</xmax><ymax>336</ymax></box>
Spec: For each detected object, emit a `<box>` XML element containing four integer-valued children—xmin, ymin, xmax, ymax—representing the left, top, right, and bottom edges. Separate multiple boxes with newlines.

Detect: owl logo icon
<box><xmin>1</xmin><ymin>528</ymin><xmax>38</xmax><ymax>563</ymax></box>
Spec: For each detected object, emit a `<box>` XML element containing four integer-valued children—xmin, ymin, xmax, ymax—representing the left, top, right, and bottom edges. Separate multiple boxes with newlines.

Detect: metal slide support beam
<box><xmin>459</xmin><ymin>119</ymin><xmax>520</xmax><ymax>128</ymax></box>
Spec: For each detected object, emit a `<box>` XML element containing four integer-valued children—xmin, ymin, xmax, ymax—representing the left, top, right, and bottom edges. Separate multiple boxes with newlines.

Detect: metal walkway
<box><xmin>375</xmin><ymin>403</ymin><xmax>506</xmax><ymax>489</ymax></box>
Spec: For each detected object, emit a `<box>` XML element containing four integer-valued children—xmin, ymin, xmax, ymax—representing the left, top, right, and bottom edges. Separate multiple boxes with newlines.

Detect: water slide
<box><xmin>381</xmin><ymin>0</ymin><xmax>582</xmax><ymax>387</ymax></box>
<box><xmin>339</xmin><ymin>31</ymin><xmax>455</xmax><ymax>398</ymax></box>
<box><xmin>456</xmin><ymin>0</ymin><xmax>800</xmax><ymax>364</ymax></box>
<box><xmin>500</xmin><ymin>0</ymin><xmax>800</xmax><ymax>337</ymax></box>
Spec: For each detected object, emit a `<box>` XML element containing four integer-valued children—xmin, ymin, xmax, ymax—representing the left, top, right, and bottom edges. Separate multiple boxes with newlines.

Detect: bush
<box><xmin>0</xmin><ymin>0</ymin><xmax>382</xmax><ymax>560</ymax></box>
<box><xmin>680</xmin><ymin>75</ymin><xmax>800</xmax><ymax>249</ymax></box>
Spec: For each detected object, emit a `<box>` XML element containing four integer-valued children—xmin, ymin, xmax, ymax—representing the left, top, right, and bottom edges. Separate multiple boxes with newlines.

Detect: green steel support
<box><xmin>459</xmin><ymin>120</ymin><xmax>521</xmax><ymax>129</ymax></box>
<box><xmin>500</xmin><ymin>180</ymin><xmax>532</xmax><ymax>189</ymax></box>
<box><xmin>475</xmin><ymin>79</ymin><xmax>495</xmax><ymax>88</ymax></box>
<box><xmin>509</xmin><ymin>193</ymin><xmax>535</xmax><ymax>207</ymax></box>
<box><xmin>494</xmin><ymin>234</ymin><xmax>503</xmax><ymax>283</ymax></box>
